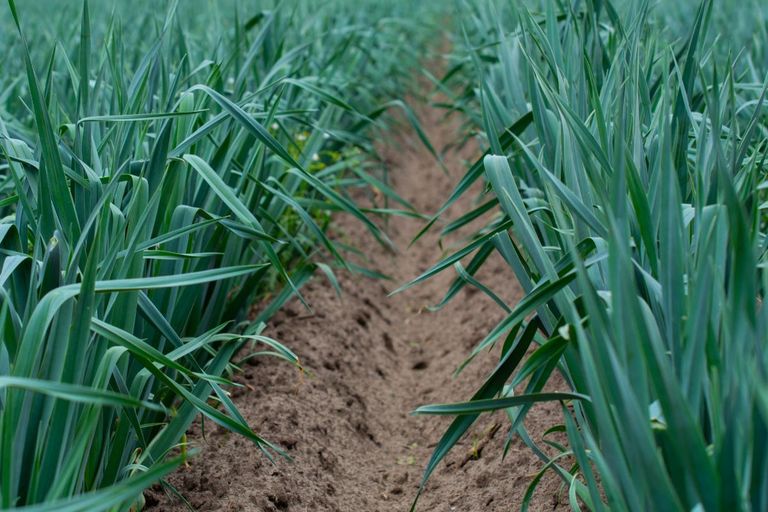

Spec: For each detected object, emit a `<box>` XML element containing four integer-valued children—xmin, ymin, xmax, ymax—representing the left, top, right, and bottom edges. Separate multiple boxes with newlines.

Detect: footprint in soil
<box><xmin>267</xmin><ymin>493</ymin><xmax>289</xmax><ymax>511</ymax></box>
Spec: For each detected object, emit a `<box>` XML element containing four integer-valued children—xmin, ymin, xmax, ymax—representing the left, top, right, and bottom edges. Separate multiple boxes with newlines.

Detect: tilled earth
<box><xmin>146</xmin><ymin>97</ymin><xmax>568</xmax><ymax>512</ymax></box>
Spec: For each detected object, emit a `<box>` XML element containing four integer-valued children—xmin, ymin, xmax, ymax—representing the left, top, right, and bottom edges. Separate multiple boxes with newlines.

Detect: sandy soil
<box><xmin>145</xmin><ymin>93</ymin><xmax>568</xmax><ymax>511</ymax></box>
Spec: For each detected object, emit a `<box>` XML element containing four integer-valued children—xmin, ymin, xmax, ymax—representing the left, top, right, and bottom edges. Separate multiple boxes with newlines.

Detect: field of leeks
<box><xmin>3</xmin><ymin>0</ymin><xmax>768</xmax><ymax>510</ymax></box>
<box><xmin>411</xmin><ymin>1</ymin><xmax>768</xmax><ymax>510</ymax></box>
<box><xmin>0</xmin><ymin>0</ymin><xmax>436</xmax><ymax>509</ymax></box>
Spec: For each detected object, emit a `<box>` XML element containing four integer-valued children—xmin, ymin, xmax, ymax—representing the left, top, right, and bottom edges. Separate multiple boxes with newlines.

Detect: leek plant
<box><xmin>0</xmin><ymin>0</ymin><xmax>433</xmax><ymax>509</ymax></box>
<box><xmin>408</xmin><ymin>1</ymin><xmax>768</xmax><ymax>510</ymax></box>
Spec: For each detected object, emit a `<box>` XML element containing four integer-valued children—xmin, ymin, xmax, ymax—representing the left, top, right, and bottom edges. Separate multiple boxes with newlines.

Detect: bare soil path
<box><xmin>147</xmin><ymin>93</ymin><xmax>564</xmax><ymax>512</ymax></box>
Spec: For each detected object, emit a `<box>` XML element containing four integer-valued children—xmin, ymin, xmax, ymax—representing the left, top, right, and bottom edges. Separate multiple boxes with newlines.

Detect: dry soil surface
<box><xmin>145</xmin><ymin>96</ymin><xmax>567</xmax><ymax>511</ymax></box>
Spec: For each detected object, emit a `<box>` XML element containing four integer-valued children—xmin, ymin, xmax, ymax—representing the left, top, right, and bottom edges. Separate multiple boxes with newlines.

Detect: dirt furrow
<box><xmin>147</xmin><ymin>97</ymin><xmax>565</xmax><ymax>512</ymax></box>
